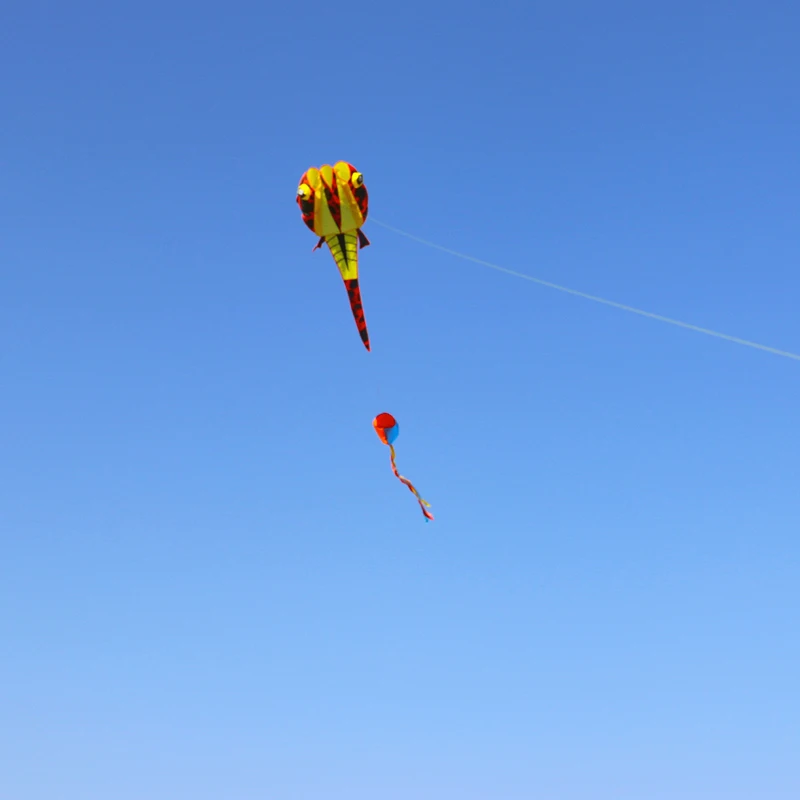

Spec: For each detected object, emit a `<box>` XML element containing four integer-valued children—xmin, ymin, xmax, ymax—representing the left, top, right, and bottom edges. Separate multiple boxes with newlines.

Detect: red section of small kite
<box><xmin>373</xmin><ymin>413</ymin><xmax>434</xmax><ymax>522</ymax></box>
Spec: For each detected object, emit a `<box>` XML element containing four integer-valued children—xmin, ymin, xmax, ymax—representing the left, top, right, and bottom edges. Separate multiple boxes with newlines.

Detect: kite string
<box><xmin>369</xmin><ymin>218</ymin><xmax>800</xmax><ymax>363</ymax></box>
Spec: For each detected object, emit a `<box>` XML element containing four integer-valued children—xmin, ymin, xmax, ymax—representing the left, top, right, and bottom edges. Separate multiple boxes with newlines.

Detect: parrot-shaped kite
<box><xmin>296</xmin><ymin>161</ymin><xmax>372</xmax><ymax>351</ymax></box>
<box><xmin>373</xmin><ymin>412</ymin><xmax>434</xmax><ymax>522</ymax></box>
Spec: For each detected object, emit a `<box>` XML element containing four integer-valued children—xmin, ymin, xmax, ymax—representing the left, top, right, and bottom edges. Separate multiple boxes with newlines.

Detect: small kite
<box><xmin>373</xmin><ymin>412</ymin><xmax>434</xmax><ymax>521</ymax></box>
<box><xmin>297</xmin><ymin>161</ymin><xmax>372</xmax><ymax>351</ymax></box>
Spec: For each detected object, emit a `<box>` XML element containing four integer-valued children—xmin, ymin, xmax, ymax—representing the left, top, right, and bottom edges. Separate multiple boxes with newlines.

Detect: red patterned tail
<box><xmin>343</xmin><ymin>278</ymin><xmax>370</xmax><ymax>351</ymax></box>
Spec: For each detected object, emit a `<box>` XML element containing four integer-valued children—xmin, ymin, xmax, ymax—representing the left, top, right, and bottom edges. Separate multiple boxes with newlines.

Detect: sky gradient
<box><xmin>2</xmin><ymin>1</ymin><xmax>799</xmax><ymax>798</ymax></box>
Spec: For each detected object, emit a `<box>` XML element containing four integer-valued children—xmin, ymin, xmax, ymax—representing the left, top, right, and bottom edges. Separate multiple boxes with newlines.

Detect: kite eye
<box><xmin>351</xmin><ymin>171</ymin><xmax>363</xmax><ymax>187</ymax></box>
<box><xmin>297</xmin><ymin>184</ymin><xmax>311</xmax><ymax>199</ymax></box>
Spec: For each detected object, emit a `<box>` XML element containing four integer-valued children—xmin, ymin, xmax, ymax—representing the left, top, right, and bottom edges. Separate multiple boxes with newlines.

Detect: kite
<box><xmin>297</xmin><ymin>161</ymin><xmax>372</xmax><ymax>351</ymax></box>
<box><xmin>373</xmin><ymin>412</ymin><xmax>434</xmax><ymax>522</ymax></box>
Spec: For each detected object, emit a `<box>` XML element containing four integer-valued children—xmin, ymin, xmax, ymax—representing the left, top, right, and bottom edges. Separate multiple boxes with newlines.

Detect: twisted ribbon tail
<box><xmin>389</xmin><ymin>444</ymin><xmax>434</xmax><ymax>522</ymax></box>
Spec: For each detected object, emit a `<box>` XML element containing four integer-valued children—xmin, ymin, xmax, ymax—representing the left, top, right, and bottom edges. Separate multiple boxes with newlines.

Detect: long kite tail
<box><xmin>343</xmin><ymin>278</ymin><xmax>370</xmax><ymax>351</ymax></box>
<box><xmin>389</xmin><ymin>444</ymin><xmax>434</xmax><ymax>521</ymax></box>
<box><xmin>324</xmin><ymin>232</ymin><xmax>371</xmax><ymax>351</ymax></box>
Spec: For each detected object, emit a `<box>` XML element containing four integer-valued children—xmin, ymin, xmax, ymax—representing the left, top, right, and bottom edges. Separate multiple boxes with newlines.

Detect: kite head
<box><xmin>373</xmin><ymin>412</ymin><xmax>399</xmax><ymax>446</ymax></box>
<box><xmin>297</xmin><ymin>161</ymin><xmax>368</xmax><ymax>237</ymax></box>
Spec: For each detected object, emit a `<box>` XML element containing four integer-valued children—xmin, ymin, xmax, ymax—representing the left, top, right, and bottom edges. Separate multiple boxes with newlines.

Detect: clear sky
<box><xmin>2</xmin><ymin>1</ymin><xmax>799</xmax><ymax>798</ymax></box>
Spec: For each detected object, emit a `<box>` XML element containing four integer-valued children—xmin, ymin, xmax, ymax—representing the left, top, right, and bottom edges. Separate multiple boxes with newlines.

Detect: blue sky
<box><xmin>2</xmin><ymin>1</ymin><xmax>799</xmax><ymax>797</ymax></box>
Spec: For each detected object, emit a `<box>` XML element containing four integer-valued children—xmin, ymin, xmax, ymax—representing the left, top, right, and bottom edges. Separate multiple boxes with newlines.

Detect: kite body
<box><xmin>373</xmin><ymin>413</ymin><xmax>434</xmax><ymax>521</ymax></box>
<box><xmin>297</xmin><ymin>162</ymin><xmax>372</xmax><ymax>351</ymax></box>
